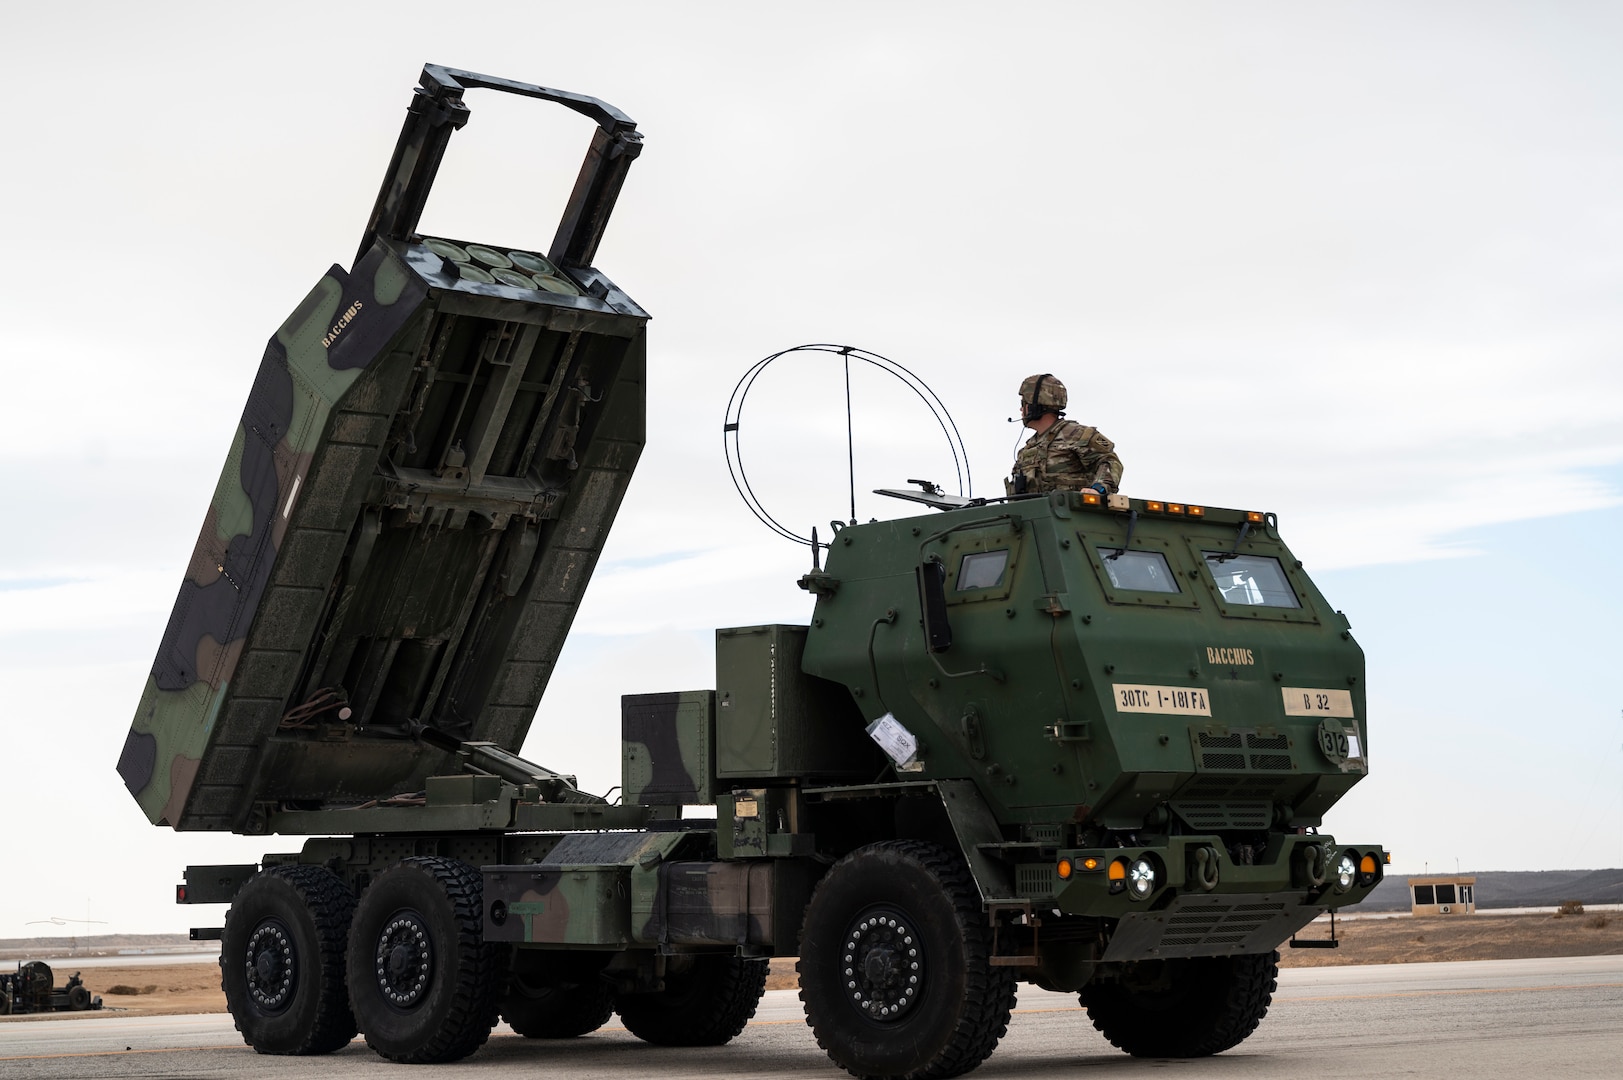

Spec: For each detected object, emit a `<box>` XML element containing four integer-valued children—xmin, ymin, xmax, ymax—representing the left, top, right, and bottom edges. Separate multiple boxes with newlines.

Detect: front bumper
<box><xmin>1034</xmin><ymin>835</ymin><xmax>1385</xmax><ymax>962</ymax></box>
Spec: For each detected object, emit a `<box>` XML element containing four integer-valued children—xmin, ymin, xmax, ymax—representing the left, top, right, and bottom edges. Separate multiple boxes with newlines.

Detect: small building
<box><xmin>1409</xmin><ymin>875</ymin><xmax>1476</xmax><ymax>915</ymax></box>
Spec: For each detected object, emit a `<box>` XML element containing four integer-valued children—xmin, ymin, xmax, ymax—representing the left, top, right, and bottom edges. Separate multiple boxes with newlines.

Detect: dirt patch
<box><xmin>0</xmin><ymin>963</ymin><xmax>230</xmax><ymax>1020</ymax></box>
<box><xmin>10</xmin><ymin>914</ymin><xmax>1617</xmax><ymax>1018</ymax></box>
<box><xmin>767</xmin><ymin>958</ymin><xmax>798</xmax><ymax>991</ymax></box>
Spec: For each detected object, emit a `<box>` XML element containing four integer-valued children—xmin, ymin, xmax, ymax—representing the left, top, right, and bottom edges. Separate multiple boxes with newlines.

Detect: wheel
<box><xmin>346</xmin><ymin>856</ymin><xmax>506</xmax><ymax>1063</ymax></box>
<box><xmin>502</xmin><ymin>974</ymin><xmax>615</xmax><ymax>1038</ymax></box>
<box><xmin>1080</xmin><ymin>950</ymin><xmax>1279</xmax><ymax>1057</ymax></box>
<box><xmin>219</xmin><ymin>864</ymin><xmax>357</xmax><ymax>1055</ymax></box>
<box><xmin>66</xmin><ymin>984</ymin><xmax>92</xmax><ymax>1011</ymax></box>
<box><xmin>798</xmin><ymin>840</ymin><xmax>1016</xmax><ymax>1080</ymax></box>
<box><xmin>615</xmin><ymin>955</ymin><xmax>768</xmax><ymax>1046</ymax></box>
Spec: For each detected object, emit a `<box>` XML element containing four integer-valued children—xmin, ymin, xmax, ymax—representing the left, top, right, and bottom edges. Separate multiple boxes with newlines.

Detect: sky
<box><xmin>2</xmin><ymin>1</ymin><xmax>1621</xmax><ymax>937</ymax></box>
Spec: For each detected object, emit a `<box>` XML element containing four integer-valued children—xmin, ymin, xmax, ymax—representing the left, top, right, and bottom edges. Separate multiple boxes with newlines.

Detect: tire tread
<box><xmin>617</xmin><ymin>956</ymin><xmax>768</xmax><ymax>1046</ymax></box>
<box><xmin>354</xmin><ymin>856</ymin><xmax>505</xmax><ymax>1064</ymax></box>
<box><xmin>1081</xmin><ymin>950</ymin><xmax>1278</xmax><ymax>1058</ymax></box>
<box><xmin>799</xmin><ymin>839</ymin><xmax>1016</xmax><ymax>1080</ymax></box>
<box><xmin>220</xmin><ymin>864</ymin><xmax>356</xmax><ymax>1055</ymax></box>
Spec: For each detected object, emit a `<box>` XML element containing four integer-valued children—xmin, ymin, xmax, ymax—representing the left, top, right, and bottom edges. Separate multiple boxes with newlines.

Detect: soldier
<box><xmin>1008</xmin><ymin>373</ymin><xmax>1123</xmax><ymax>496</ymax></box>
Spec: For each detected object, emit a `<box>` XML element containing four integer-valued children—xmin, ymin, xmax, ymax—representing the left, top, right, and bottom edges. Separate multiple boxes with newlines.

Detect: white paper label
<box><xmin>866</xmin><ymin>713</ymin><xmax>919</xmax><ymax>767</ymax></box>
<box><xmin>1281</xmin><ymin>687</ymin><xmax>1355</xmax><ymax>718</ymax></box>
<box><xmin>1112</xmin><ymin>684</ymin><xmax>1212</xmax><ymax>716</ymax></box>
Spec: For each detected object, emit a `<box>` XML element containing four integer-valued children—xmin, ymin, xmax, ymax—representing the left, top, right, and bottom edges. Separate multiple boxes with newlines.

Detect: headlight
<box><xmin>1335</xmin><ymin>853</ymin><xmax>1357</xmax><ymax>890</ymax></box>
<box><xmin>1128</xmin><ymin>857</ymin><xmax>1157</xmax><ymax>900</ymax></box>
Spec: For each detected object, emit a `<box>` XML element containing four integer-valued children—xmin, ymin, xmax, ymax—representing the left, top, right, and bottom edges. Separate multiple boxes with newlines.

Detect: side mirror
<box><xmin>917</xmin><ymin>556</ymin><xmax>952</xmax><ymax>652</ymax></box>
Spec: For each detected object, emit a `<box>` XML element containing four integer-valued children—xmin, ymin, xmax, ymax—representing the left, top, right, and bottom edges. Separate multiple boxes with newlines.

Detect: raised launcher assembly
<box><xmin>118</xmin><ymin>66</ymin><xmax>648</xmax><ymax>833</ymax></box>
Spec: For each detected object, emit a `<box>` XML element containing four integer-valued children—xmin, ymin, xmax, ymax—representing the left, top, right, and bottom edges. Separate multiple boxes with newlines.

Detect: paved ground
<box><xmin>1</xmin><ymin>955</ymin><xmax>1618</xmax><ymax>1079</ymax></box>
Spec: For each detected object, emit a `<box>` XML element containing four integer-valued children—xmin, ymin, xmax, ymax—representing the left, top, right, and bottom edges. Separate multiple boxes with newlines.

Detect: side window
<box><xmin>957</xmin><ymin>550</ymin><xmax>1009</xmax><ymax>591</ymax></box>
<box><xmin>1413</xmin><ymin>884</ymin><xmax>1435</xmax><ymax>905</ymax></box>
<box><xmin>1434</xmin><ymin>883</ymin><xmax>1457</xmax><ymax>905</ymax></box>
<box><xmin>1202</xmin><ymin>552</ymin><xmax>1300</xmax><ymax>608</ymax></box>
<box><xmin>1096</xmin><ymin>548</ymin><xmax>1180</xmax><ymax>594</ymax></box>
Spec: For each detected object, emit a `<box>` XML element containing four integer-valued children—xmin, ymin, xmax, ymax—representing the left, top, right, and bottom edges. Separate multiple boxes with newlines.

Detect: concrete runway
<box><xmin>1</xmin><ymin>955</ymin><xmax>1618</xmax><ymax>1079</ymax></box>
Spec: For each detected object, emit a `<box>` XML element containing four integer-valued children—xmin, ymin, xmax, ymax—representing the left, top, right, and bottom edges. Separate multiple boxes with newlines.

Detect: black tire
<box><xmin>615</xmin><ymin>955</ymin><xmax>768</xmax><ymax>1046</ymax></box>
<box><xmin>220</xmin><ymin>864</ymin><xmax>357</xmax><ymax>1055</ymax></box>
<box><xmin>66</xmin><ymin>984</ymin><xmax>92</xmax><ymax>1011</ymax></box>
<box><xmin>1080</xmin><ymin>950</ymin><xmax>1279</xmax><ymax>1058</ymax></box>
<box><xmin>798</xmin><ymin>840</ymin><xmax>1016</xmax><ymax>1080</ymax></box>
<box><xmin>502</xmin><ymin>974</ymin><xmax>616</xmax><ymax>1038</ymax></box>
<box><xmin>346</xmin><ymin>856</ymin><xmax>505</xmax><ymax>1064</ymax></box>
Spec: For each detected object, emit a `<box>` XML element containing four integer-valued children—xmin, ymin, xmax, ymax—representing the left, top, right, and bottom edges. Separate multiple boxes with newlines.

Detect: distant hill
<box><xmin>1362</xmin><ymin>868</ymin><xmax>1623</xmax><ymax>911</ymax></box>
<box><xmin>0</xmin><ymin>933</ymin><xmax>202</xmax><ymax>960</ymax></box>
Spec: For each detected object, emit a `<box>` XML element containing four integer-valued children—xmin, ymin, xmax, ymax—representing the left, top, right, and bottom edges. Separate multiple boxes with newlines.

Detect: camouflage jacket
<box><xmin>1009</xmin><ymin>420</ymin><xmax>1123</xmax><ymax>495</ymax></box>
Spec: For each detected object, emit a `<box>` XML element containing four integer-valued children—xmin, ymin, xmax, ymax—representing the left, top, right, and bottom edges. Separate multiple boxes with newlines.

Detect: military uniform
<box><xmin>1012</xmin><ymin>420</ymin><xmax>1123</xmax><ymax>495</ymax></box>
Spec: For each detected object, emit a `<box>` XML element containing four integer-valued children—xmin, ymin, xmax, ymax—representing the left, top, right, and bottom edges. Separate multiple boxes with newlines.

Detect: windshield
<box><xmin>958</xmin><ymin>550</ymin><xmax>1009</xmax><ymax>590</ymax></box>
<box><xmin>1097</xmin><ymin>549</ymin><xmax>1180</xmax><ymax>594</ymax></box>
<box><xmin>1202</xmin><ymin>552</ymin><xmax>1299</xmax><ymax>608</ymax></box>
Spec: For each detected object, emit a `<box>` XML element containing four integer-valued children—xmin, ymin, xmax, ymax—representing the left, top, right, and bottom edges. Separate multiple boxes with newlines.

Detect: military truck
<box><xmin>120</xmin><ymin>66</ymin><xmax>1385</xmax><ymax>1078</ymax></box>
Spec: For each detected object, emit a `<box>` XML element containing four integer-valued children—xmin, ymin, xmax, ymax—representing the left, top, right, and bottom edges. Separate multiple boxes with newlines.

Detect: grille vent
<box><xmin>1169</xmin><ymin>800</ymin><xmax>1272</xmax><ymax>832</ymax></box>
<box><xmin>1016</xmin><ymin>864</ymin><xmax>1058</xmax><ymax>898</ymax></box>
<box><xmin>1197</xmin><ymin>729</ymin><xmax>1296</xmax><ymax>772</ymax></box>
<box><xmin>1023</xmin><ymin>823</ymin><xmax>1064</xmax><ymax>845</ymax></box>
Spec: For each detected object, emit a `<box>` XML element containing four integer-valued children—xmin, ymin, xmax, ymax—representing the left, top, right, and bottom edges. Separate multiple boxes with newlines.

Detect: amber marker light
<box><xmin>1360</xmin><ymin>855</ymin><xmax>1377</xmax><ymax>874</ymax></box>
<box><xmin>1081</xmin><ymin>857</ymin><xmax>1101</xmax><ymax>871</ymax></box>
<box><xmin>1187</xmin><ymin>506</ymin><xmax>1205</xmax><ymax>517</ymax></box>
<box><xmin>1107</xmin><ymin>857</ymin><xmax>1128</xmax><ymax>894</ymax></box>
<box><xmin>1167</xmin><ymin>503</ymin><xmax>1185</xmax><ymax>514</ymax></box>
<box><xmin>1057</xmin><ymin>858</ymin><xmax>1074</xmax><ymax>880</ymax></box>
<box><xmin>1081</xmin><ymin>492</ymin><xmax>1102</xmax><ymax>506</ymax></box>
<box><xmin>1246</xmin><ymin>511</ymin><xmax>1265</xmax><ymax>523</ymax></box>
<box><xmin>1145</xmin><ymin>500</ymin><xmax>1165</xmax><ymax>512</ymax></box>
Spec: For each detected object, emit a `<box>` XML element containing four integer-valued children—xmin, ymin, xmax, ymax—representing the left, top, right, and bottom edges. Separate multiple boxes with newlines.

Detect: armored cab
<box><xmin>790</xmin><ymin>490</ymin><xmax>1382</xmax><ymax>948</ymax></box>
<box><xmin>119</xmin><ymin>67</ymin><xmax>647</xmax><ymax>833</ymax></box>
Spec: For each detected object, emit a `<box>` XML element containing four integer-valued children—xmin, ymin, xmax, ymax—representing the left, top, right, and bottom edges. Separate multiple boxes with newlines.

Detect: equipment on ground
<box><xmin>0</xmin><ymin>962</ymin><xmax>101</xmax><ymax>1014</ymax></box>
<box><xmin>124</xmin><ymin>65</ymin><xmax>1385</xmax><ymax>1078</ymax></box>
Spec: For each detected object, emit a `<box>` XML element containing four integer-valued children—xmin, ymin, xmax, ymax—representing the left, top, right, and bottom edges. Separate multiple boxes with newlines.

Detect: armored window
<box><xmin>1434</xmin><ymin>883</ymin><xmax>1457</xmax><ymax>905</ymax></box>
<box><xmin>1413</xmin><ymin>885</ymin><xmax>1435</xmax><ymax>905</ymax></box>
<box><xmin>1202</xmin><ymin>553</ymin><xmax>1300</xmax><ymax>608</ymax></box>
<box><xmin>958</xmin><ymin>550</ymin><xmax>1010</xmax><ymax>591</ymax></box>
<box><xmin>1096</xmin><ymin>549</ymin><xmax>1180</xmax><ymax>594</ymax></box>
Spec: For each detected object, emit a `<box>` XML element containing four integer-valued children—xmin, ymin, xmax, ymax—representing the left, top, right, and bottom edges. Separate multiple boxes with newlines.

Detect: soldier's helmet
<box><xmin>1019</xmin><ymin>373</ymin><xmax>1067</xmax><ymax>415</ymax></box>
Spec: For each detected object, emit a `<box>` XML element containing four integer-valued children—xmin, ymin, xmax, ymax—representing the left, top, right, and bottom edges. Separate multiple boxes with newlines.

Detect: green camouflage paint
<box><xmin>118</xmin><ymin>246</ymin><xmax>429</xmax><ymax>826</ymax></box>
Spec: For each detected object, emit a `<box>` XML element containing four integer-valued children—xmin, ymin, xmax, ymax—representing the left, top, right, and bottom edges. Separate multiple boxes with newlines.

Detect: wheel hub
<box><xmin>842</xmin><ymin>909</ymin><xmax>923</xmax><ymax>1022</ymax></box>
<box><xmin>374</xmin><ymin>911</ymin><xmax>433</xmax><ymax>1008</ymax></box>
<box><xmin>244</xmin><ymin>919</ymin><xmax>296</xmax><ymax>1013</ymax></box>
